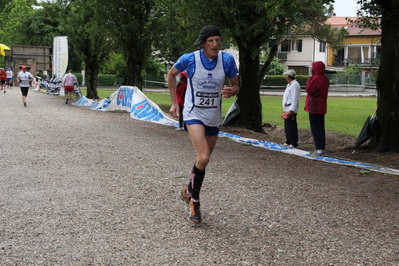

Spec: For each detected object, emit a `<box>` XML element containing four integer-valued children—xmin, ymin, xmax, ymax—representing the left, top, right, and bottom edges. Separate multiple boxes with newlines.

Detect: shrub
<box><xmin>74</xmin><ymin>73</ymin><xmax>83</xmax><ymax>85</ymax></box>
<box><xmin>98</xmin><ymin>74</ymin><xmax>116</xmax><ymax>86</ymax></box>
<box><xmin>262</xmin><ymin>75</ymin><xmax>309</xmax><ymax>87</ymax></box>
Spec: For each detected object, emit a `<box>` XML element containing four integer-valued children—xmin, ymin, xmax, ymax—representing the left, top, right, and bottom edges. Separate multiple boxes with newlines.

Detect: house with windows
<box><xmin>224</xmin><ymin>35</ymin><xmax>327</xmax><ymax>76</ymax></box>
<box><xmin>325</xmin><ymin>17</ymin><xmax>381</xmax><ymax>74</ymax></box>
<box><xmin>275</xmin><ymin>16</ymin><xmax>381</xmax><ymax>85</ymax></box>
<box><xmin>221</xmin><ymin>15</ymin><xmax>380</xmax><ymax>87</ymax></box>
<box><xmin>276</xmin><ymin>36</ymin><xmax>327</xmax><ymax>75</ymax></box>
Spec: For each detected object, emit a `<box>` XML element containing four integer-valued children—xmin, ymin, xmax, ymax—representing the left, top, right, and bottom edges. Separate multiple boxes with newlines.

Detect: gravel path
<box><xmin>1</xmin><ymin>88</ymin><xmax>398</xmax><ymax>265</ymax></box>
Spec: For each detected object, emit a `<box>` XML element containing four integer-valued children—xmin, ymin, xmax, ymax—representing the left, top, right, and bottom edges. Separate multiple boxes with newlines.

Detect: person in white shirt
<box><xmin>17</xmin><ymin>66</ymin><xmax>34</xmax><ymax>107</ymax></box>
<box><xmin>281</xmin><ymin>69</ymin><xmax>301</xmax><ymax>148</ymax></box>
<box><xmin>6</xmin><ymin>68</ymin><xmax>13</xmax><ymax>90</ymax></box>
<box><xmin>62</xmin><ymin>69</ymin><xmax>78</xmax><ymax>105</ymax></box>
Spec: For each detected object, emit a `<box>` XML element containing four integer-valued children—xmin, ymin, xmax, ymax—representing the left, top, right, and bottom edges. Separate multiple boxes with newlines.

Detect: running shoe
<box><xmin>23</xmin><ymin>102</ymin><xmax>27</xmax><ymax>107</ymax></box>
<box><xmin>189</xmin><ymin>201</ymin><xmax>201</xmax><ymax>224</ymax></box>
<box><xmin>180</xmin><ymin>187</ymin><xmax>191</xmax><ymax>204</ymax></box>
<box><xmin>310</xmin><ymin>150</ymin><xmax>325</xmax><ymax>157</ymax></box>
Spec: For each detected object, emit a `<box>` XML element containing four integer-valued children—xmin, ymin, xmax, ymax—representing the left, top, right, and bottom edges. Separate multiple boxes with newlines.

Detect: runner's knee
<box><xmin>196</xmin><ymin>154</ymin><xmax>210</xmax><ymax>168</ymax></box>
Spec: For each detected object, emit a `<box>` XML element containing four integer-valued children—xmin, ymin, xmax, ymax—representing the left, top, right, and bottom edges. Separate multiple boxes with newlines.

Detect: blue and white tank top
<box><xmin>183</xmin><ymin>51</ymin><xmax>226</xmax><ymax>127</ymax></box>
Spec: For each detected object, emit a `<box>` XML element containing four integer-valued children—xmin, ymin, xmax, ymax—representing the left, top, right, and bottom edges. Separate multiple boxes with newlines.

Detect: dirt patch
<box><xmin>221</xmin><ymin>125</ymin><xmax>399</xmax><ymax>170</ymax></box>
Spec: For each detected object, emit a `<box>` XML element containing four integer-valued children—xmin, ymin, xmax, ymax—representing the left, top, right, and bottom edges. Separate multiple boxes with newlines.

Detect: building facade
<box><xmin>273</xmin><ymin>16</ymin><xmax>380</xmax><ymax>84</ymax></box>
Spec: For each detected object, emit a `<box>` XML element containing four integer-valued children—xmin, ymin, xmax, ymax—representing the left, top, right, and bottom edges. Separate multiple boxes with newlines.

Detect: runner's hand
<box><xmin>169</xmin><ymin>104</ymin><xmax>179</xmax><ymax>118</ymax></box>
<box><xmin>221</xmin><ymin>86</ymin><xmax>233</xmax><ymax>98</ymax></box>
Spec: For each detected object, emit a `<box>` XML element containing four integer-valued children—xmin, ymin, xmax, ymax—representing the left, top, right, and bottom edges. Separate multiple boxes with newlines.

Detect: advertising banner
<box><xmin>71</xmin><ymin>86</ymin><xmax>399</xmax><ymax>176</ymax></box>
<box><xmin>75</xmin><ymin>86</ymin><xmax>177</xmax><ymax>126</ymax></box>
<box><xmin>52</xmin><ymin>36</ymin><xmax>68</xmax><ymax>80</ymax></box>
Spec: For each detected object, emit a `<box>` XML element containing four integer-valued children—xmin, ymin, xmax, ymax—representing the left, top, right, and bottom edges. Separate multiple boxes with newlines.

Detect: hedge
<box><xmin>98</xmin><ymin>74</ymin><xmax>116</xmax><ymax>86</ymax></box>
<box><xmin>74</xmin><ymin>73</ymin><xmax>83</xmax><ymax>84</ymax></box>
<box><xmin>261</xmin><ymin>75</ymin><xmax>310</xmax><ymax>87</ymax></box>
<box><xmin>75</xmin><ymin>73</ymin><xmax>118</xmax><ymax>86</ymax></box>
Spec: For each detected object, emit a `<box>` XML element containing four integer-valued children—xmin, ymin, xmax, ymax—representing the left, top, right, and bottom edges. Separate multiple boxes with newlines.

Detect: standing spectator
<box><xmin>62</xmin><ymin>69</ymin><xmax>78</xmax><ymax>105</ymax></box>
<box><xmin>175</xmin><ymin>72</ymin><xmax>188</xmax><ymax>131</ymax></box>
<box><xmin>0</xmin><ymin>68</ymin><xmax>7</xmax><ymax>93</ymax></box>
<box><xmin>17</xmin><ymin>66</ymin><xmax>34</xmax><ymax>107</ymax></box>
<box><xmin>6</xmin><ymin>68</ymin><xmax>13</xmax><ymax>90</ymax></box>
<box><xmin>281</xmin><ymin>69</ymin><xmax>301</xmax><ymax>148</ymax></box>
<box><xmin>167</xmin><ymin>25</ymin><xmax>239</xmax><ymax>224</ymax></box>
<box><xmin>304</xmin><ymin>61</ymin><xmax>329</xmax><ymax>157</ymax></box>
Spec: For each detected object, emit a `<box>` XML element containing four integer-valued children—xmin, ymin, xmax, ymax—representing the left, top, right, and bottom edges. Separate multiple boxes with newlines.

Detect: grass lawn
<box><xmin>80</xmin><ymin>89</ymin><xmax>377</xmax><ymax>137</ymax></box>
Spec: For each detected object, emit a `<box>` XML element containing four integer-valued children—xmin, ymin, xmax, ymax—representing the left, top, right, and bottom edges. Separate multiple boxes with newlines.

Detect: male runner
<box><xmin>168</xmin><ymin>25</ymin><xmax>239</xmax><ymax>224</ymax></box>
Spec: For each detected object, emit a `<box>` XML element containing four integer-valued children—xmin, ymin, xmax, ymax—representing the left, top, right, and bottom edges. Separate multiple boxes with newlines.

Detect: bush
<box><xmin>74</xmin><ymin>73</ymin><xmax>83</xmax><ymax>85</ymax></box>
<box><xmin>262</xmin><ymin>75</ymin><xmax>309</xmax><ymax>87</ymax></box>
<box><xmin>98</xmin><ymin>74</ymin><xmax>116</xmax><ymax>86</ymax></box>
<box><xmin>75</xmin><ymin>73</ymin><xmax>117</xmax><ymax>86</ymax></box>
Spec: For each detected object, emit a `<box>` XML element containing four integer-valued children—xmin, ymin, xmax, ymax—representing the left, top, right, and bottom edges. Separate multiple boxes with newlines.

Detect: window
<box><xmin>281</xmin><ymin>39</ymin><xmax>302</xmax><ymax>52</ymax></box>
<box><xmin>290</xmin><ymin>40</ymin><xmax>302</xmax><ymax>52</ymax></box>
<box><xmin>291</xmin><ymin>41</ymin><xmax>298</xmax><ymax>52</ymax></box>
<box><xmin>319</xmin><ymin>42</ymin><xmax>326</xmax><ymax>52</ymax></box>
<box><xmin>281</xmin><ymin>40</ymin><xmax>290</xmax><ymax>52</ymax></box>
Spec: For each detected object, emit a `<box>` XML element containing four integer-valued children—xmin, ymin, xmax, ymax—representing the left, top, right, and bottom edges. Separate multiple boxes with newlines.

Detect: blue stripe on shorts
<box><xmin>184</xmin><ymin>119</ymin><xmax>220</xmax><ymax>136</ymax></box>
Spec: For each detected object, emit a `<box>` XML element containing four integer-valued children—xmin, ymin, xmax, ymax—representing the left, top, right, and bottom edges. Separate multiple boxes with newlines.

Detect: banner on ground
<box><xmin>72</xmin><ymin>86</ymin><xmax>399</xmax><ymax>176</ymax></box>
<box><xmin>74</xmin><ymin>86</ymin><xmax>177</xmax><ymax>126</ymax></box>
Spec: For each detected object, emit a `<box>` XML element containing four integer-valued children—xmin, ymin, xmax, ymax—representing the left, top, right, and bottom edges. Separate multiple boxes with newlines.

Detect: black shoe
<box><xmin>65</xmin><ymin>99</ymin><xmax>68</xmax><ymax>104</ymax></box>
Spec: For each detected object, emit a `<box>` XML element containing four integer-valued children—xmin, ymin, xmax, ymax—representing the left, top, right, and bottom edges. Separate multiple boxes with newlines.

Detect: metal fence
<box><xmin>327</xmin><ymin>73</ymin><xmax>363</xmax><ymax>86</ymax></box>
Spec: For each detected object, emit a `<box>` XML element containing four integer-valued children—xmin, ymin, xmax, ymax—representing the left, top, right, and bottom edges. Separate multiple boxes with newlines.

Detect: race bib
<box><xmin>194</xmin><ymin>79</ymin><xmax>220</xmax><ymax>108</ymax></box>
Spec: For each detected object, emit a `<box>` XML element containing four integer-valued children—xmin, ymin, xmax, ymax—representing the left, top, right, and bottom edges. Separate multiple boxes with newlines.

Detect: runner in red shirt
<box><xmin>0</xmin><ymin>68</ymin><xmax>7</xmax><ymax>93</ymax></box>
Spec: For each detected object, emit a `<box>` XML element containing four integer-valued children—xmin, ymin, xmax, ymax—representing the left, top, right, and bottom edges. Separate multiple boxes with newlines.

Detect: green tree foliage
<box><xmin>143</xmin><ymin>56</ymin><xmax>167</xmax><ymax>76</ymax></box>
<box><xmin>355</xmin><ymin>0</ymin><xmax>399</xmax><ymax>152</ymax></box>
<box><xmin>102</xmin><ymin>52</ymin><xmax>127</xmax><ymax>77</ymax></box>
<box><xmin>265</xmin><ymin>58</ymin><xmax>285</xmax><ymax>76</ymax></box>
<box><xmin>102</xmin><ymin>52</ymin><xmax>166</xmax><ymax>85</ymax></box>
<box><xmin>19</xmin><ymin>1</ymin><xmax>63</xmax><ymax>46</ymax></box>
<box><xmin>61</xmin><ymin>0</ymin><xmax>112</xmax><ymax>99</ymax></box>
<box><xmin>152</xmin><ymin>0</ymin><xmax>199</xmax><ymax>65</ymax></box>
<box><xmin>96</xmin><ymin>0</ymin><xmax>155</xmax><ymax>89</ymax></box>
<box><xmin>0</xmin><ymin>0</ymin><xmax>36</xmax><ymax>46</ymax></box>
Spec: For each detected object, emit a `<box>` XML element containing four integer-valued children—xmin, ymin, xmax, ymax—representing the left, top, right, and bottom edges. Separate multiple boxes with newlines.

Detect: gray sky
<box><xmin>333</xmin><ymin>0</ymin><xmax>359</xmax><ymax>17</ymax></box>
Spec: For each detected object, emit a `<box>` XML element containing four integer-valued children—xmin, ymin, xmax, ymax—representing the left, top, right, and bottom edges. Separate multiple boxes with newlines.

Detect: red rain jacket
<box><xmin>176</xmin><ymin>80</ymin><xmax>187</xmax><ymax>107</ymax></box>
<box><xmin>304</xmin><ymin>61</ymin><xmax>329</xmax><ymax>114</ymax></box>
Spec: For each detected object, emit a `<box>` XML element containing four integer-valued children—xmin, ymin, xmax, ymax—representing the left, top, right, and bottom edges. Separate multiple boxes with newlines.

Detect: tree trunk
<box><xmin>374</xmin><ymin>6</ymin><xmax>399</xmax><ymax>152</ymax></box>
<box><xmin>125</xmin><ymin>54</ymin><xmax>143</xmax><ymax>90</ymax></box>
<box><xmin>85</xmin><ymin>65</ymin><xmax>99</xmax><ymax>99</ymax></box>
<box><xmin>233</xmin><ymin>47</ymin><xmax>263</xmax><ymax>132</ymax></box>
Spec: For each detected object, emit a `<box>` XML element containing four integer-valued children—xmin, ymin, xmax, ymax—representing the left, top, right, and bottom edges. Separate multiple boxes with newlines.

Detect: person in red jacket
<box><xmin>304</xmin><ymin>61</ymin><xmax>329</xmax><ymax>157</ymax></box>
<box><xmin>175</xmin><ymin>72</ymin><xmax>188</xmax><ymax>131</ymax></box>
